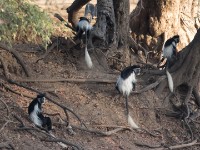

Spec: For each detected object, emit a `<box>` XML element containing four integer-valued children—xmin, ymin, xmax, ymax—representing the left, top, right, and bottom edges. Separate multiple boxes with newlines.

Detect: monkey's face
<box><xmin>38</xmin><ymin>97</ymin><xmax>45</xmax><ymax>104</ymax></box>
<box><xmin>133</xmin><ymin>68</ymin><xmax>141</xmax><ymax>76</ymax></box>
<box><xmin>173</xmin><ymin>35</ymin><xmax>180</xmax><ymax>43</ymax></box>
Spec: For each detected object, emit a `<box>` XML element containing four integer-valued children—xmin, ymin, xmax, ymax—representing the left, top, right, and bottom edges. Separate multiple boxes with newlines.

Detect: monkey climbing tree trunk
<box><xmin>155</xmin><ymin>29</ymin><xmax>200</xmax><ymax>119</ymax></box>
<box><xmin>130</xmin><ymin>0</ymin><xmax>200</xmax><ymax>56</ymax></box>
<box><xmin>67</xmin><ymin>0</ymin><xmax>131</xmax><ymax>69</ymax></box>
<box><xmin>67</xmin><ymin>0</ymin><xmax>91</xmax><ymax>28</ymax></box>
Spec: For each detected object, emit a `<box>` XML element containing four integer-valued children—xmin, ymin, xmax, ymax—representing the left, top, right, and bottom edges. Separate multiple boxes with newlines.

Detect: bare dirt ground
<box><xmin>0</xmin><ymin>1</ymin><xmax>200</xmax><ymax>150</ymax></box>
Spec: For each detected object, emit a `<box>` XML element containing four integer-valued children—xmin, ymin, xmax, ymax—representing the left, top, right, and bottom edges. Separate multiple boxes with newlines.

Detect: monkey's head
<box><xmin>132</xmin><ymin>65</ymin><xmax>141</xmax><ymax>76</ymax></box>
<box><xmin>37</xmin><ymin>93</ymin><xmax>46</xmax><ymax>104</ymax></box>
<box><xmin>79</xmin><ymin>17</ymin><xmax>90</xmax><ymax>23</ymax></box>
<box><xmin>173</xmin><ymin>35</ymin><xmax>180</xmax><ymax>43</ymax></box>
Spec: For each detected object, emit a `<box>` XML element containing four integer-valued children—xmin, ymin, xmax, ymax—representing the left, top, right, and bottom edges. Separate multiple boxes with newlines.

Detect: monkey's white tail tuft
<box><xmin>128</xmin><ymin>114</ymin><xmax>139</xmax><ymax>129</ymax></box>
<box><xmin>85</xmin><ymin>46</ymin><xmax>93</xmax><ymax>68</ymax></box>
<box><xmin>166</xmin><ymin>70</ymin><xmax>173</xmax><ymax>92</ymax></box>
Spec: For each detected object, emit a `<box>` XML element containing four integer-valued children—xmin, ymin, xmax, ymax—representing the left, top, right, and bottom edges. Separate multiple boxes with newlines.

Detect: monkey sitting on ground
<box><xmin>28</xmin><ymin>93</ymin><xmax>52</xmax><ymax>131</ymax></box>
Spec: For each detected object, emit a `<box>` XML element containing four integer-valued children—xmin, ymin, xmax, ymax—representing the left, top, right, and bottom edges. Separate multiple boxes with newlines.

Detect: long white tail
<box><xmin>128</xmin><ymin>114</ymin><xmax>139</xmax><ymax>129</ymax></box>
<box><xmin>125</xmin><ymin>95</ymin><xmax>139</xmax><ymax>129</ymax></box>
<box><xmin>85</xmin><ymin>46</ymin><xmax>93</xmax><ymax>68</ymax></box>
<box><xmin>166</xmin><ymin>70</ymin><xmax>173</xmax><ymax>92</ymax></box>
<box><xmin>85</xmin><ymin>25</ymin><xmax>93</xmax><ymax>68</ymax></box>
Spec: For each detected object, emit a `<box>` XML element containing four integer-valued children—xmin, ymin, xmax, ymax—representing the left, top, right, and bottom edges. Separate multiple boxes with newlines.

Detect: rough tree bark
<box><xmin>67</xmin><ymin>0</ymin><xmax>131</xmax><ymax>69</ymax></box>
<box><xmin>156</xmin><ymin>29</ymin><xmax>200</xmax><ymax>94</ymax></box>
<box><xmin>129</xmin><ymin>0</ymin><xmax>200</xmax><ymax>119</ymax></box>
<box><xmin>67</xmin><ymin>0</ymin><xmax>91</xmax><ymax>28</ymax></box>
<box><xmin>130</xmin><ymin>0</ymin><xmax>200</xmax><ymax>56</ymax></box>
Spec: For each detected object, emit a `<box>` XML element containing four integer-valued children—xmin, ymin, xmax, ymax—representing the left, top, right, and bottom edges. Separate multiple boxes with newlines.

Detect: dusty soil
<box><xmin>1</xmin><ymin>38</ymin><xmax>200</xmax><ymax>150</ymax></box>
<box><xmin>0</xmin><ymin>1</ymin><xmax>200</xmax><ymax>150</ymax></box>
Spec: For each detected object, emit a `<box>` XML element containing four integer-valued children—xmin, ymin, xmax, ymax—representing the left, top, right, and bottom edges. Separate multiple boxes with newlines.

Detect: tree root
<box><xmin>135</xmin><ymin>139</ymin><xmax>200</xmax><ymax>150</ymax></box>
<box><xmin>134</xmin><ymin>141</ymin><xmax>161</xmax><ymax>149</ymax></box>
<box><xmin>133</xmin><ymin>76</ymin><xmax>166</xmax><ymax>94</ymax></box>
<box><xmin>70</xmin><ymin>125</ymin><xmax>130</xmax><ymax>136</ymax></box>
<box><xmin>0</xmin><ymin>42</ymin><xmax>31</xmax><ymax>77</ymax></box>
<box><xmin>5</xmin><ymin>78</ymin><xmax>86</xmax><ymax>128</ymax></box>
<box><xmin>1</xmin><ymin>82</ymin><xmax>34</xmax><ymax>99</ymax></box>
<box><xmin>14</xmin><ymin>115</ymin><xmax>81</xmax><ymax>150</ymax></box>
<box><xmin>15</xmin><ymin>78</ymin><xmax>116</xmax><ymax>84</ymax></box>
<box><xmin>36</xmin><ymin>40</ymin><xmax>58</xmax><ymax>63</ymax></box>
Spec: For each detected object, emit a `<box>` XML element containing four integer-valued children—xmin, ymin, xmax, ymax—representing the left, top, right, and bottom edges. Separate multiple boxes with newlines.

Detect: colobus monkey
<box><xmin>116</xmin><ymin>65</ymin><xmax>141</xmax><ymax>129</ymax></box>
<box><xmin>76</xmin><ymin>17</ymin><xmax>93</xmax><ymax>68</ymax></box>
<box><xmin>162</xmin><ymin>35</ymin><xmax>179</xmax><ymax>93</ymax></box>
<box><xmin>162</xmin><ymin>35</ymin><xmax>179</xmax><ymax>68</ymax></box>
<box><xmin>84</xmin><ymin>3</ymin><xmax>97</xmax><ymax>21</ymax></box>
<box><xmin>28</xmin><ymin>94</ymin><xmax>52</xmax><ymax>131</ymax></box>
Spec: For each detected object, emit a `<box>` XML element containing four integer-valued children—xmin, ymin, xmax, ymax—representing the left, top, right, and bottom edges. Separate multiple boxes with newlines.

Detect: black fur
<box><xmin>164</xmin><ymin>35</ymin><xmax>179</xmax><ymax>47</ymax></box>
<box><xmin>76</xmin><ymin>17</ymin><xmax>91</xmax><ymax>39</ymax></box>
<box><xmin>28</xmin><ymin>94</ymin><xmax>52</xmax><ymax>131</ymax></box>
<box><xmin>162</xmin><ymin>35</ymin><xmax>180</xmax><ymax>68</ymax></box>
<box><xmin>120</xmin><ymin>65</ymin><xmax>141</xmax><ymax>80</ymax></box>
<box><xmin>115</xmin><ymin>65</ymin><xmax>140</xmax><ymax>93</ymax></box>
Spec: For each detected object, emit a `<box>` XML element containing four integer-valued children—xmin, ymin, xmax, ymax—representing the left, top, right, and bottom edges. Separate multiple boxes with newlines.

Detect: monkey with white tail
<box><xmin>28</xmin><ymin>93</ymin><xmax>52</xmax><ymax>131</ymax></box>
<box><xmin>159</xmin><ymin>35</ymin><xmax>180</xmax><ymax>93</ymax></box>
<box><xmin>116</xmin><ymin>65</ymin><xmax>141</xmax><ymax>129</ymax></box>
<box><xmin>76</xmin><ymin>17</ymin><xmax>93</xmax><ymax>68</ymax></box>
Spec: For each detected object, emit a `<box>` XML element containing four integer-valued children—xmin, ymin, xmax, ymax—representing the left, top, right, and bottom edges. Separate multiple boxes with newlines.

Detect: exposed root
<box><xmin>0</xmin><ymin>42</ymin><xmax>31</xmax><ymax>77</ymax></box>
<box><xmin>14</xmin><ymin>115</ymin><xmax>81</xmax><ymax>150</ymax></box>
<box><xmin>15</xmin><ymin>78</ymin><xmax>116</xmax><ymax>84</ymax></box>
<box><xmin>5</xmin><ymin>79</ymin><xmax>86</xmax><ymax>128</ymax></box>
<box><xmin>133</xmin><ymin>76</ymin><xmax>166</xmax><ymax>94</ymax></box>
<box><xmin>36</xmin><ymin>40</ymin><xmax>58</xmax><ymax>63</ymax></box>
<box><xmin>71</xmin><ymin>125</ymin><xmax>129</xmax><ymax>136</ymax></box>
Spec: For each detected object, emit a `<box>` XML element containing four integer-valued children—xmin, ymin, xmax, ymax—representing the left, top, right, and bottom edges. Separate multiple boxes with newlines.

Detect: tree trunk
<box><xmin>67</xmin><ymin>0</ymin><xmax>131</xmax><ymax>69</ymax></box>
<box><xmin>130</xmin><ymin>0</ymin><xmax>199</xmax><ymax>55</ymax></box>
<box><xmin>156</xmin><ymin>29</ymin><xmax>200</xmax><ymax>93</ymax></box>
<box><xmin>67</xmin><ymin>0</ymin><xmax>91</xmax><ymax>28</ymax></box>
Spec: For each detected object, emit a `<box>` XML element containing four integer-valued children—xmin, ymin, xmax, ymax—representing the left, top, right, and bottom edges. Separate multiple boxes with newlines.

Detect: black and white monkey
<box><xmin>84</xmin><ymin>3</ymin><xmax>97</xmax><ymax>21</ymax></box>
<box><xmin>76</xmin><ymin>17</ymin><xmax>93</xmax><ymax>68</ymax></box>
<box><xmin>116</xmin><ymin>65</ymin><xmax>141</xmax><ymax>129</ymax></box>
<box><xmin>160</xmin><ymin>35</ymin><xmax>180</xmax><ymax>93</ymax></box>
<box><xmin>28</xmin><ymin>94</ymin><xmax>52</xmax><ymax>131</ymax></box>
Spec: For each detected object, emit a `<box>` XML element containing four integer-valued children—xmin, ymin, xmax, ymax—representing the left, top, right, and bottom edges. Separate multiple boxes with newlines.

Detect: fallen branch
<box><xmin>16</xmin><ymin>126</ymin><xmax>80</xmax><ymax>149</ymax></box>
<box><xmin>15</xmin><ymin>78</ymin><xmax>116</xmax><ymax>84</ymax></box>
<box><xmin>0</xmin><ymin>42</ymin><xmax>31</xmax><ymax>77</ymax></box>
<box><xmin>1</xmin><ymin>82</ymin><xmax>34</xmax><ymax>99</ymax></box>
<box><xmin>14</xmin><ymin>114</ymin><xmax>80</xmax><ymax>149</ymax></box>
<box><xmin>42</xmin><ymin>138</ymin><xmax>81</xmax><ymax>150</ymax></box>
<box><xmin>168</xmin><ymin>139</ymin><xmax>199</xmax><ymax>149</ymax></box>
<box><xmin>54</xmin><ymin>13</ymin><xmax>75</xmax><ymax>31</ymax></box>
<box><xmin>71</xmin><ymin>125</ymin><xmax>128</xmax><ymax>136</ymax></box>
<box><xmin>7</xmin><ymin>79</ymin><xmax>85</xmax><ymax>127</ymax></box>
<box><xmin>135</xmin><ymin>141</ymin><xmax>161</xmax><ymax>148</ymax></box>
